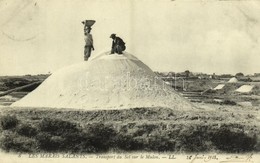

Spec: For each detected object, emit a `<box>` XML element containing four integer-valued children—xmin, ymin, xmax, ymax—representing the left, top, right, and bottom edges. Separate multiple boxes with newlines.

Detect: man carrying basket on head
<box><xmin>82</xmin><ymin>20</ymin><xmax>95</xmax><ymax>61</ymax></box>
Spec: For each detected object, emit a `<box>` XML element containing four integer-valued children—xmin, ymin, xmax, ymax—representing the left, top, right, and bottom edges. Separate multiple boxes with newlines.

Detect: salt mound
<box><xmin>228</xmin><ymin>77</ymin><xmax>238</xmax><ymax>83</ymax></box>
<box><xmin>214</xmin><ymin>84</ymin><xmax>225</xmax><ymax>90</ymax></box>
<box><xmin>235</xmin><ymin>85</ymin><xmax>254</xmax><ymax>93</ymax></box>
<box><xmin>12</xmin><ymin>52</ymin><xmax>195</xmax><ymax>110</ymax></box>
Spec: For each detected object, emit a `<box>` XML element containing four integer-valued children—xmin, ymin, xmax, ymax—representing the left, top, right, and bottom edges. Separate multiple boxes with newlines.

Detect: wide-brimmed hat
<box><xmin>110</xmin><ymin>34</ymin><xmax>116</xmax><ymax>38</ymax></box>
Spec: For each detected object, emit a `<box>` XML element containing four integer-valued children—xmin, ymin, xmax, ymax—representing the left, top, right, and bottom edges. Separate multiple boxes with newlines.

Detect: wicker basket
<box><xmin>82</xmin><ymin>20</ymin><xmax>96</xmax><ymax>27</ymax></box>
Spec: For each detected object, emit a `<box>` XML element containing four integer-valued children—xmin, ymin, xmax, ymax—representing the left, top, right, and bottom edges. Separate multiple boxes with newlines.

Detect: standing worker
<box><xmin>110</xmin><ymin>34</ymin><xmax>126</xmax><ymax>54</ymax></box>
<box><xmin>82</xmin><ymin>20</ymin><xmax>95</xmax><ymax>61</ymax></box>
<box><xmin>84</xmin><ymin>28</ymin><xmax>94</xmax><ymax>61</ymax></box>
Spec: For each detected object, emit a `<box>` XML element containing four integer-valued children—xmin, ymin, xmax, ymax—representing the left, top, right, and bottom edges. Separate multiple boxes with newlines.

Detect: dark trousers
<box><xmin>84</xmin><ymin>46</ymin><xmax>92</xmax><ymax>61</ymax></box>
<box><xmin>111</xmin><ymin>45</ymin><xmax>126</xmax><ymax>54</ymax></box>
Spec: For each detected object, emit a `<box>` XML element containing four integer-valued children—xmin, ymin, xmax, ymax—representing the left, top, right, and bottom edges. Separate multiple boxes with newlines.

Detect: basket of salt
<box><xmin>82</xmin><ymin>20</ymin><xmax>96</xmax><ymax>28</ymax></box>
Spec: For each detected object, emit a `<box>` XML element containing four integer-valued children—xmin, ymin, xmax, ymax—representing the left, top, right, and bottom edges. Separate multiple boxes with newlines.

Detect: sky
<box><xmin>0</xmin><ymin>0</ymin><xmax>260</xmax><ymax>76</ymax></box>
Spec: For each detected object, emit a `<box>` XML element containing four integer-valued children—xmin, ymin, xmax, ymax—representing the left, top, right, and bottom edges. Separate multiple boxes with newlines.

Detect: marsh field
<box><xmin>0</xmin><ymin>75</ymin><xmax>259</xmax><ymax>153</ymax></box>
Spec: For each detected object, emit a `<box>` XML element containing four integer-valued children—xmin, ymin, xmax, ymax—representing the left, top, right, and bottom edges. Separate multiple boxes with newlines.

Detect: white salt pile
<box><xmin>235</xmin><ymin>85</ymin><xmax>254</xmax><ymax>93</ymax></box>
<box><xmin>228</xmin><ymin>77</ymin><xmax>238</xmax><ymax>83</ymax></box>
<box><xmin>213</xmin><ymin>84</ymin><xmax>225</xmax><ymax>90</ymax></box>
<box><xmin>12</xmin><ymin>52</ymin><xmax>195</xmax><ymax>110</ymax></box>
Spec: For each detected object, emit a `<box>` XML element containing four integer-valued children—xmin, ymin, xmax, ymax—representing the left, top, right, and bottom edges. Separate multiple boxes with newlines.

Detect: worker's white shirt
<box><xmin>85</xmin><ymin>33</ymin><xmax>93</xmax><ymax>46</ymax></box>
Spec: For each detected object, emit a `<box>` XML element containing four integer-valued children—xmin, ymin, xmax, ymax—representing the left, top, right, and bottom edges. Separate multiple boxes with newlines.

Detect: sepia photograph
<box><xmin>0</xmin><ymin>0</ymin><xmax>260</xmax><ymax>162</ymax></box>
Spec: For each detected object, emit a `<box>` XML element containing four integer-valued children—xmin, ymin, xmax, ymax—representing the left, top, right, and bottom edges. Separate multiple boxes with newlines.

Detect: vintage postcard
<box><xmin>0</xmin><ymin>0</ymin><xmax>260</xmax><ymax>162</ymax></box>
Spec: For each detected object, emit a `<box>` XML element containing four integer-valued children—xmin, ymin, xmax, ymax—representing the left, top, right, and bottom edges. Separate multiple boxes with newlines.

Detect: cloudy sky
<box><xmin>0</xmin><ymin>0</ymin><xmax>260</xmax><ymax>75</ymax></box>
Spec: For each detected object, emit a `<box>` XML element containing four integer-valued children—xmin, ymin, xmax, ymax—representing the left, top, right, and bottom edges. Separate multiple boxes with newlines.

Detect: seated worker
<box><xmin>110</xmin><ymin>34</ymin><xmax>126</xmax><ymax>54</ymax></box>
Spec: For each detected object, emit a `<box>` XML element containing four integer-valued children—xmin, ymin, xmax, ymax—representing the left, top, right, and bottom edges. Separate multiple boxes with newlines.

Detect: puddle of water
<box><xmin>0</xmin><ymin>94</ymin><xmax>21</xmax><ymax>106</ymax></box>
<box><xmin>214</xmin><ymin>99</ymin><xmax>223</xmax><ymax>103</ymax></box>
<box><xmin>237</xmin><ymin>102</ymin><xmax>253</xmax><ymax>107</ymax></box>
<box><xmin>0</xmin><ymin>95</ymin><xmax>19</xmax><ymax>101</ymax></box>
